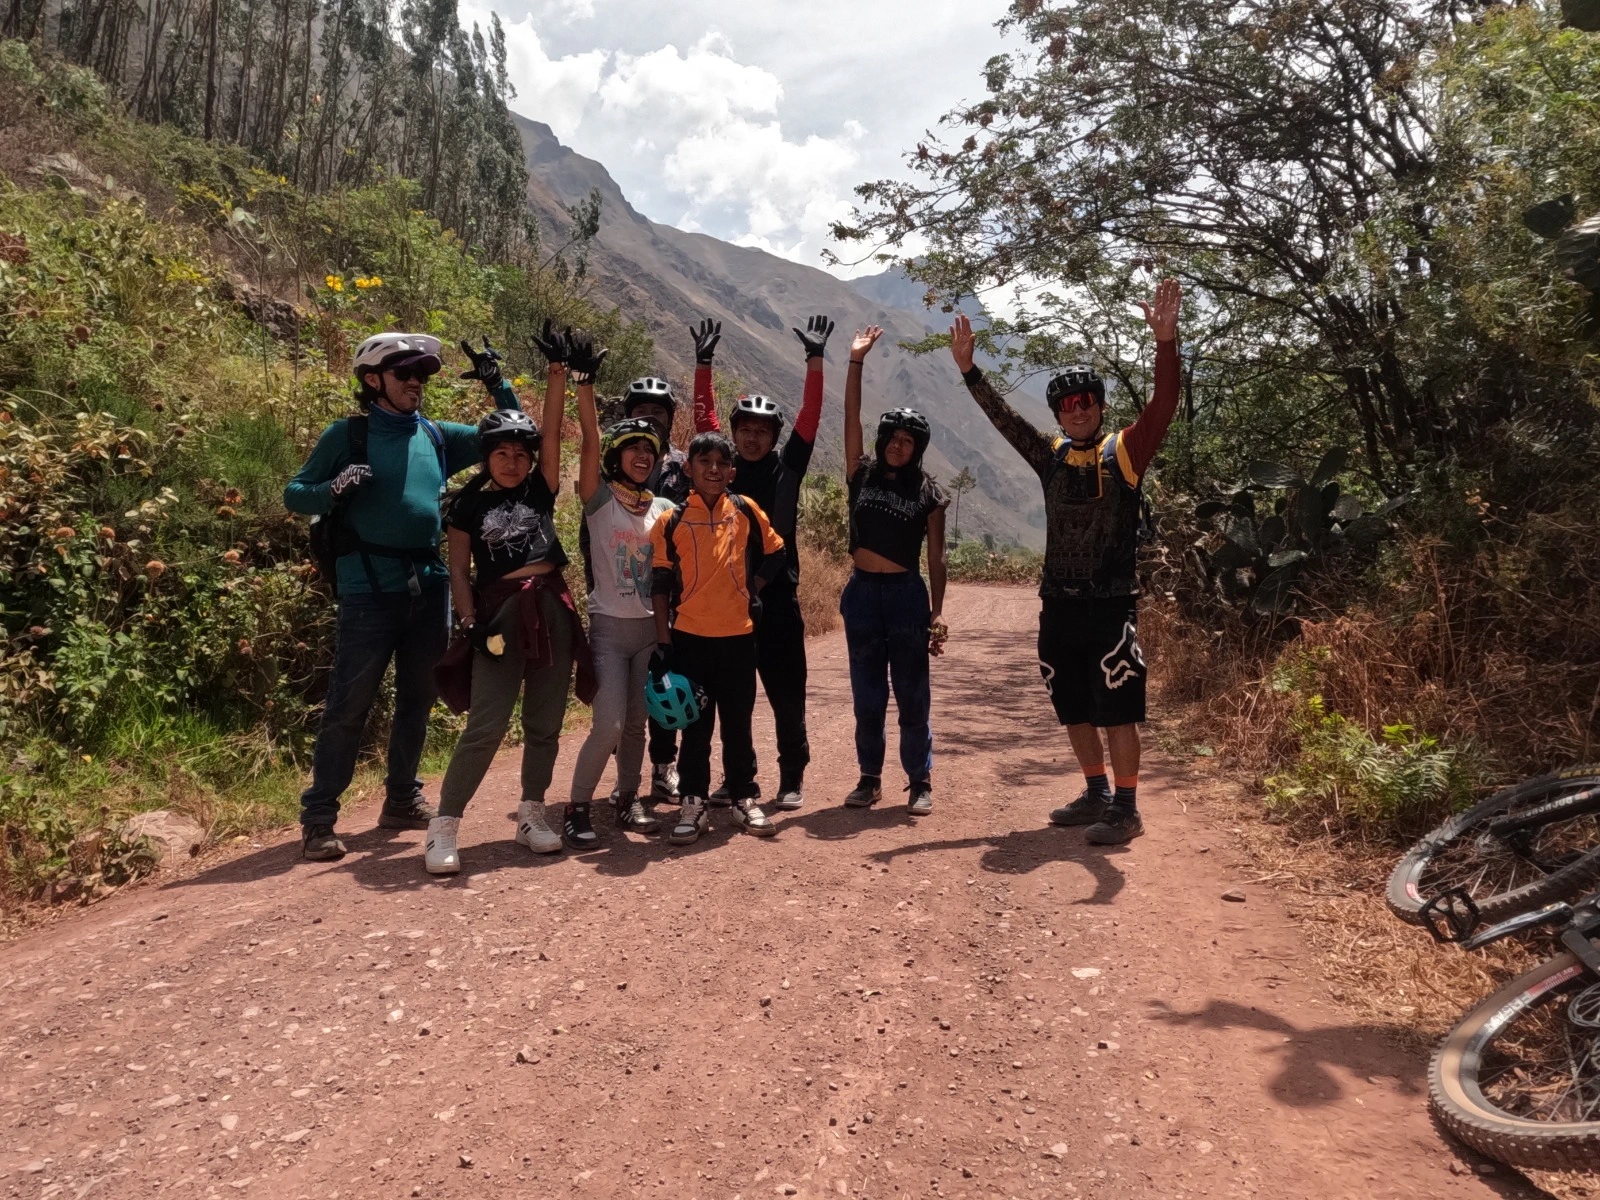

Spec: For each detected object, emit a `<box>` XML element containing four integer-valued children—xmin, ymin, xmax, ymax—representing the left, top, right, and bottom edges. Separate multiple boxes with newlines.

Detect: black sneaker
<box><xmin>844</xmin><ymin>776</ymin><xmax>882</xmax><ymax>808</ymax></box>
<box><xmin>1049</xmin><ymin>790</ymin><xmax>1111</xmax><ymax>827</ymax></box>
<box><xmin>302</xmin><ymin>824</ymin><xmax>346</xmax><ymax>861</ymax></box>
<box><xmin>562</xmin><ymin>802</ymin><xmax>600</xmax><ymax>851</ymax></box>
<box><xmin>709</xmin><ymin>782</ymin><xmax>732</xmax><ymax>808</ymax></box>
<box><xmin>907</xmin><ymin>781</ymin><xmax>933</xmax><ymax>816</ymax></box>
<box><xmin>730</xmin><ymin>796</ymin><xmax>776</xmax><ymax>837</ymax></box>
<box><xmin>1086</xmin><ymin>804</ymin><xmax>1144</xmax><ymax>845</ymax></box>
<box><xmin>613</xmin><ymin>790</ymin><xmax>660</xmax><ymax>834</ymax></box>
<box><xmin>378</xmin><ymin>795</ymin><xmax>437</xmax><ymax>830</ymax></box>
<box><xmin>772</xmin><ymin>777</ymin><xmax>804</xmax><ymax>812</ymax></box>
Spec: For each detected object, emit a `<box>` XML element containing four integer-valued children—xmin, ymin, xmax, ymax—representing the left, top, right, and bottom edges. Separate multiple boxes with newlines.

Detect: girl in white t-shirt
<box><xmin>571</xmin><ymin>392</ymin><xmax>675</xmax><ymax>834</ymax></box>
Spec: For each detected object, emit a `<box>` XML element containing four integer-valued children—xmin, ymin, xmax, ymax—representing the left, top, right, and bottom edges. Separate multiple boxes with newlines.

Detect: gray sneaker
<box><xmin>907</xmin><ymin>781</ymin><xmax>933</xmax><ymax>816</ymax></box>
<box><xmin>730</xmin><ymin>796</ymin><xmax>776</xmax><ymax>837</ymax></box>
<box><xmin>1049</xmin><ymin>790</ymin><xmax>1110</xmax><ymax>827</ymax></box>
<box><xmin>302</xmin><ymin>824</ymin><xmax>346</xmax><ymax>861</ymax></box>
<box><xmin>772</xmin><ymin>784</ymin><xmax>804</xmax><ymax>812</ymax></box>
<box><xmin>843</xmin><ymin>776</ymin><xmax>882</xmax><ymax>808</ymax></box>
<box><xmin>670</xmin><ymin>796</ymin><xmax>709</xmax><ymax>845</ymax></box>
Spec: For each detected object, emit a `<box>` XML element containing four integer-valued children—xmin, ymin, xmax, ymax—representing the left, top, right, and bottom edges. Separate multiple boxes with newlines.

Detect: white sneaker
<box><xmin>730</xmin><ymin>796</ymin><xmax>776</xmax><ymax>837</ymax></box>
<box><xmin>424</xmin><ymin>816</ymin><xmax>461</xmax><ymax>875</ymax></box>
<box><xmin>651</xmin><ymin>762</ymin><xmax>681</xmax><ymax>800</ymax></box>
<box><xmin>515</xmin><ymin>801</ymin><xmax>562</xmax><ymax>854</ymax></box>
<box><xmin>670</xmin><ymin>796</ymin><xmax>708</xmax><ymax>845</ymax></box>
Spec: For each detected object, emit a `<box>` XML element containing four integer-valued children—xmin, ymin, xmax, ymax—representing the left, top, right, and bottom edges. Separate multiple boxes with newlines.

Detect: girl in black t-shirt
<box><xmin>839</xmin><ymin>325</ymin><xmax>949</xmax><ymax>817</ymax></box>
<box><xmin>424</xmin><ymin>331</ymin><xmax>598</xmax><ymax>876</ymax></box>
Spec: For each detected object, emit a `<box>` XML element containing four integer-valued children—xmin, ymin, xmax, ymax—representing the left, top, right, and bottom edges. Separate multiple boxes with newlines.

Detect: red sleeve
<box><xmin>694</xmin><ymin>365</ymin><xmax>719</xmax><ymax>433</ymax></box>
<box><xmin>1119</xmin><ymin>339</ymin><xmax>1179</xmax><ymax>480</ymax></box>
<box><xmin>791</xmin><ymin>362</ymin><xmax>823</xmax><ymax>444</ymax></box>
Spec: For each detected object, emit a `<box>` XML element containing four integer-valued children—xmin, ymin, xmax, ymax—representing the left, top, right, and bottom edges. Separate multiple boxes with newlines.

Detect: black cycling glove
<box><xmin>531</xmin><ymin>318</ymin><xmax>570</xmax><ymax>367</ymax></box>
<box><xmin>566</xmin><ymin>334</ymin><xmax>609</xmax><ymax>385</ymax></box>
<box><xmin>690</xmin><ymin>318</ymin><xmax>722</xmax><ymax>366</ymax></box>
<box><xmin>792</xmin><ymin>314</ymin><xmax>834</xmax><ymax>360</ymax></box>
<box><xmin>458</xmin><ymin>337</ymin><xmax>505</xmax><ymax>391</ymax></box>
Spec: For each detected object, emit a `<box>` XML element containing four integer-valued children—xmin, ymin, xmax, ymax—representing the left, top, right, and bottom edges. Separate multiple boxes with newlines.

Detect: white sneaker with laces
<box><xmin>670</xmin><ymin>795</ymin><xmax>709</xmax><ymax>845</ymax></box>
<box><xmin>731</xmin><ymin>796</ymin><xmax>776</xmax><ymax>837</ymax></box>
<box><xmin>424</xmin><ymin>816</ymin><xmax>461</xmax><ymax>875</ymax></box>
<box><xmin>515</xmin><ymin>801</ymin><xmax>562</xmax><ymax>854</ymax></box>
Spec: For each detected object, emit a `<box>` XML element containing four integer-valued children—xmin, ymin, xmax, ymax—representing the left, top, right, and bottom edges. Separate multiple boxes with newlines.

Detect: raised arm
<box><xmin>530</xmin><ymin>319</ymin><xmax>572</xmax><ymax>494</ymax></box>
<box><xmin>1119</xmin><ymin>278</ymin><xmax>1182</xmax><ymax>479</ymax></box>
<box><xmin>690</xmin><ymin>318</ymin><xmax>721</xmax><ymax>433</ymax></box>
<box><xmin>782</xmin><ymin>317</ymin><xmax>829</xmax><ymax>472</ymax></box>
<box><xmin>843</xmin><ymin>325</ymin><xmax>883</xmax><ymax>476</ymax></box>
<box><xmin>949</xmin><ymin>314</ymin><xmax>1054</xmax><ymax>478</ymax></box>
<box><xmin>570</xmin><ymin>336</ymin><xmax>608</xmax><ymax>504</ymax></box>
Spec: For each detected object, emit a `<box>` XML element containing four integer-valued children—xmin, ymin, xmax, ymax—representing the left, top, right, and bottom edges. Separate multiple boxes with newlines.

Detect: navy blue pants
<box><xmin>298</xmin><ymin>586</ymin><xmax>450</xmax><ymax>827</ymax></box>
<box><xmin>840</xmin><ymin>569</ymin><xmax>933</xmax><ymax>784</ymax></box>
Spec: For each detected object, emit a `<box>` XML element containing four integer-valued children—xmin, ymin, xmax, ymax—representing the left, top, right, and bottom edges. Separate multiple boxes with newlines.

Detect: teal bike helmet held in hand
<box><xmin>645</xmin><ymin>669</ymin><xmax>704</xmax><ymax>730</ymax></box>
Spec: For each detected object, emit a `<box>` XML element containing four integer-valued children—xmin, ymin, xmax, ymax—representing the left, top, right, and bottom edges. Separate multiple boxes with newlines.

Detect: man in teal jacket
<box><xmin>285</xmin><ymin>330</ymin><xmax>525</xmax><ymax>860</ymax></box>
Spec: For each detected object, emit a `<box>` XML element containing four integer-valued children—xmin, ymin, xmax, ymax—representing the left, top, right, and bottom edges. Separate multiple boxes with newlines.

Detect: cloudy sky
<box><xmin>457</xmin><ymin>0</ymin><xmax>1016</xmax><ymax>276</ymax></box>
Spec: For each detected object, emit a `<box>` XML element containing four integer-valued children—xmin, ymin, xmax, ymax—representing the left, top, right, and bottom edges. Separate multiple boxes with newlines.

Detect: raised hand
<box><xmin>792</xmin><ymin>314</ymin><xmax>835</xmax><ymax>360</ymax></box>
<box><xmin>530</xmin><ymin>318</ymin><xmax>570</xmax><ymax>367</ymax></box>
<box><xmin>566</xmin><ymin>333</ymin><xmax>609</xmax><ymax>384</ymax></box>
<box><xmin>948</xmin><ymin>314</ymin><xmax>976</xmax><ymax>373</ymax></box>
<box><xmin>850</xmin><ymin>325</ymin><xmax>885</xmax><ymax>363</ymax></box>
<box><xmin>329</xmin><ymin>463</ymin><xmax>372</xmax><ymax>498</ymax></box>
<box><xmin>458</xmin><ymin>337</ymin><xmax>504</xmax><ymax>390</ymax></box>
<box><xmin>1137</xmin><ymin>277</ymin><xmax>1181</xmax><ymax>342</ymax></box>
<box><xmin>690</xmin><ymin>318</ymin><xmax>721</xmax><ymax>366</ymax></box>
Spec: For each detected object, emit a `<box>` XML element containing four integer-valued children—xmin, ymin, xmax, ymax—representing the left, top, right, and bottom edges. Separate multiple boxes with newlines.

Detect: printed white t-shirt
<box><xmin>582</xmin><ymin>488</ymin><xmax>675</xmax><ymax>620</ymax></box>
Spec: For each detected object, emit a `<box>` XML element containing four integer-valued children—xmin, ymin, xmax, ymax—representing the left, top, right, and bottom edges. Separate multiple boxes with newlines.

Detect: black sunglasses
<box><xmin>390</xmin><ymin>365</ymin><xmax>428</xmax><ymax>383</ymax></box>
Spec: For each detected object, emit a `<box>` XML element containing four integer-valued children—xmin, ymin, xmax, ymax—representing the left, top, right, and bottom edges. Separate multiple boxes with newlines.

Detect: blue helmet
<box><xmin>644</xmin><ymin>670</ymin><xmax>704</xmax><ymax>730</ymax></box>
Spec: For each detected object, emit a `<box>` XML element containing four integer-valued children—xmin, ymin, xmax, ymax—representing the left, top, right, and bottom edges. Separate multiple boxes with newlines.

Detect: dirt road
<box><xmin>0</xmin><ymin>584</ymin><xmax>1531</xmax><ymax>1199</ymax></box>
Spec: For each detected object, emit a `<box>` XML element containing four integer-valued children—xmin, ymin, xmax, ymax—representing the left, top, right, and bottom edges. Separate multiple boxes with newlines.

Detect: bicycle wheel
<box><xmin>1431</xmin><ymin>947</ymin><xmax>1600</xmax><ymax>1168</ymax></box>
<box><xmin>1387</xmin><ymin>766</ymin><xmax>1600</xmax><ymax>925</ymax></box>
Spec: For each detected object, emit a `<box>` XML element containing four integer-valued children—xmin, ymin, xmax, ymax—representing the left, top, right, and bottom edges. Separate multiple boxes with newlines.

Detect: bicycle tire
<box><xmin>1430</xmin><ymin>947</ymin><xmax>1600</xmax><ymax>1168</ymax></box>
<box><xmin>1386</xmin><ymin>766</ymin><xmax>1600</xmax><ymax>925</ymax></box>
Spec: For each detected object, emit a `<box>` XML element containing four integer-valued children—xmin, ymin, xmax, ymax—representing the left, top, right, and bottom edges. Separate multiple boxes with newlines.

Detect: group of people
<box><xmin>283</xmin><ymin>279</ymin><xmax>1182</xmax><ymax>874</ymax></box>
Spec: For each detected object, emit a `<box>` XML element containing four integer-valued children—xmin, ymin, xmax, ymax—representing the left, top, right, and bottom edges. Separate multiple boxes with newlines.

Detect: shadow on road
<box><xmin>866</xmin><ymin>826</ymin><xmax>1126</xmax><ymax>904</ymax></box>
<box><xmin>782</xmin><ymin>802</ymin><xmax>913</xmax><ymax>842</ymax></box>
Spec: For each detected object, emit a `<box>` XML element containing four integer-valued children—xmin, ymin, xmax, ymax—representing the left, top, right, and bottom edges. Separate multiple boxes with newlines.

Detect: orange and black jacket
<box><xmin>650</xmin><ymin>492</ymin><xmax>785</xmax><ymax>638</ymax></box>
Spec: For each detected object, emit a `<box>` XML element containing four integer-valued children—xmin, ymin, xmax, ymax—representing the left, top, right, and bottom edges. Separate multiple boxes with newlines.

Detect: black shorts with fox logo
<box><xmin>1037</xmin><ymin>597</ymin><xmax>1147</xmax><ymax>728</ymax></box>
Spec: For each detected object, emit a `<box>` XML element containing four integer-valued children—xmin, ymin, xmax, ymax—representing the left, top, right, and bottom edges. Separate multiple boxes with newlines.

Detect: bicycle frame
<box><xmin>1422</xmin><ymin>884</ymin><xmax>1600</xmax><ymax>974</ymax></box>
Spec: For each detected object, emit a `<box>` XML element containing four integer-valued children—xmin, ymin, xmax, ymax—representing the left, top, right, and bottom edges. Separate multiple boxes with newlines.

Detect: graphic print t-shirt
<box><xmin>445</xmin><ymin>475</ymin><xmax>567</xmax><ymax>585</ymax></box>
<box><xmin>582</xmin><ymin>488</ymin><xmax>674</xmax><ymax>620</ymax></box>
<box><xmin>847</xmin><ymin>458</ymin><xmax>949</xmax><ymax>572</ymax></box>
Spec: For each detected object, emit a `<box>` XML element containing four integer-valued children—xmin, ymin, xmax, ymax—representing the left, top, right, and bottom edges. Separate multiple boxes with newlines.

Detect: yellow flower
<box><xmin>353</xmin><ymin>277</ymin><xmax>369</xmax><ymax>289</ymax></box>
<box><xmin>512</xmin><ymin>375</ymin><xmax>527</xmax><ymax>387</ymax></box>
<box><xmin>368</xmin><ymin>276</ymin><xmax>382</xmax><ymax>287</ymax></box>
<box><xmin>324</xmin><ymin>274</ymin><xmax>344</xmax><ymax>293</ymax></box>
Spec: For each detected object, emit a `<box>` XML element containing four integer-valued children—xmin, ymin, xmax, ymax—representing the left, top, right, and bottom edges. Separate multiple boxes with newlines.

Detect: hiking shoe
<box><xmin>730</xmin><ymin>796</ymin><xmax>776</xmax><ymax>837</ymax></box>
<box><xmin>1049</xmin><ymin>790</ymin><xmax>1111</xmax><ymax>827</ymax></box>
<box><xmin>843</xmin><ymin>776</ymin><xmax>883</xmax><ymax>808</ymax></box>
<box><xmin>670</xmin><ymin>796</ymin><xmax>709</xmax><ymax>846</ymax></box>
<box><xmin>709</xmin><ymin>782</ymin><xmax>732</xmax><ymax>808</ymax></box>
<box><xmin>562</xmin><ymin>802</ymin><xmax>600</xmax><ymax>852</ymax></box>
<box><xmin>613</xmin><ymin>790</ymin><xmax>660</xmax><ymax>835</ymax></box>
<box><xmin>907</xmin><ymin>781</ymin><xmax>933</xmax><ymax>816</ymax></box>
<box><xmin>378</xmin><ymin>795</ymin><xmax>437</xmax><ymax>830</ymax></box>
<box><xmin>1086</xmin><ymin>805</ymin><xmax>1144</xmax><ymax>845</ymax></box>
<box><xmin>302</xmin><ymin>824</ymin><xmax>346</xmax><ymax>861</ymax></box>
<box><xmin>424</xmin><ymin>816</ymin><xmax>461</xmax><ymax>875</ymax></box>
<box><xmin>515</xmin><ymin>801</ymin><xmax>562</xmax><ymax>854</ymax></box>
<box><xmin>772</xmin><ymin>777</ymin><xmax>804</xmax><ymax>811</ymax></box>
<box><xmin>651</xmin><ymin>762</ymin><xmax>680</xmax><ymax>801</ymax></box>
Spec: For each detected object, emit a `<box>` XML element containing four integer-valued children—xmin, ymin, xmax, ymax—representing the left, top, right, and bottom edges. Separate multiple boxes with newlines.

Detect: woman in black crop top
<box><xmin>838</xmin><ymin>325</ymin><xmax>948</xmax><ymax>817</ymax></box>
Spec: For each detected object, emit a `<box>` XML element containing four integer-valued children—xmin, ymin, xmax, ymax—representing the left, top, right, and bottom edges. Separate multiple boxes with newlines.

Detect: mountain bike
<box><xmin>1387</xmin><ymin>765</ymin><xmax>1600</xmax><ymax>926</ymax></box>
<box><xmin>1419</xmin><ymin>885</ymin><xmax>1600</xmax><ymax>1167</ymax></box>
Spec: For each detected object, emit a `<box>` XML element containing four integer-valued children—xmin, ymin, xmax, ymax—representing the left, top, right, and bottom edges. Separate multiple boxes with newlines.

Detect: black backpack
<box><xmin>659</xmin><ymin>493</ymin><xmax>767</xmax><ymax>623</ymax></box>
<box><xmin>307</xmin><ymin>414</ymin><xmax>446</xmax><ymax>596</ymax></box>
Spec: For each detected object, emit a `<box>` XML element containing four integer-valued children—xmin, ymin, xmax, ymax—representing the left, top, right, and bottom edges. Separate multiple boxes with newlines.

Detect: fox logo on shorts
<box><xmin>1038</xmin><ymin>658</ymin><xmax>1057</xmax><ymax>696</ymax></box>
<box><xmin>1100</xmin><ymin>622</ymin><xmax>1145</xmax><ymax>690</ymax></box>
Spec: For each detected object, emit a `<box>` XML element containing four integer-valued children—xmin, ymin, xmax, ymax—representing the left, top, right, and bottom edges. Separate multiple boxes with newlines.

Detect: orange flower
<box><xmin>222</xmin><ymin>549</ymin><xmax>242</xmax><ymax>564</ymax></box>
<box><xmin>145</xmin><ymin>559</ymin><xmax>166</xmax><ymax>576</ymax></box>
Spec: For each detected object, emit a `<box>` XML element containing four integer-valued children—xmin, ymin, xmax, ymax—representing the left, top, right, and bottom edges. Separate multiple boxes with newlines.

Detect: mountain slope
<box><xmin>515</xmin><ymin>115</ymin><xmax>1045</xmax><ymax>548</ymax></box>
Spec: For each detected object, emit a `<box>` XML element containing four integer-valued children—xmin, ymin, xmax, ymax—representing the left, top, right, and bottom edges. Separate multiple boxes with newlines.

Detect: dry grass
<box><xmin>798</xmin><ymin>538</ymin><xmax>850</xmax><ymax>638</ymax></box>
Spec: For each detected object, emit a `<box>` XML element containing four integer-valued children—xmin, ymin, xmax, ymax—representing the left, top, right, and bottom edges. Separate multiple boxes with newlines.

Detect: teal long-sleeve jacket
<box><xmin>284</xmin><ymin>380</ymin><xmax>521</xmax><ymax>596</ymax></box>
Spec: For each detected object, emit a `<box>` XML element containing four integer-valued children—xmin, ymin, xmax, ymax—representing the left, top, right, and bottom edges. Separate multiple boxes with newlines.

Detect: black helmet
<box><xmin>1046</xmin><ymin>364</ymin><xmax>1105</xmax><ymax>412</ymax></box>
<box><xmin>600</xmin><ymin>417</ymin><xmax>662</xmax><ymax>481</ymax></box>
<box><xmin>623</xmin><ymin>376</ymin><xmax>677</xmax><ymax>424</ymax></box>
<box><xmin>478</xmin><ymin>408</ymin><xmax>541</xmax><ymax>452</ymax></box>
<box><xmin>875</xmin><ymin>407</ymin><xmax>931</xmax><ymax>468</ymax></box>
<box><xmin>730</xmin><ymin>394</ymin><xmax>784</xmax><ymax>433</ymax></box>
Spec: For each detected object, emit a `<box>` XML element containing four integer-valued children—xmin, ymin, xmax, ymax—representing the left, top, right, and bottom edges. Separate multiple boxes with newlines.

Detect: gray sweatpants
<box><xmin>438</xmin><ymin>588</ymin><xmax>574</xmax><ymax>818</ymax></box>
<box><xmin>570</xmin><ymin>612</ymin><xmax>657</xmax><ymax>803</ymax></box>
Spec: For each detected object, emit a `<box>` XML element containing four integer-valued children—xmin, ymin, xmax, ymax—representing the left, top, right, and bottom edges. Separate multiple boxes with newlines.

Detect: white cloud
<box><xmin>599</xmin><ymin>36</ymin><xmax>781</xmax><ymax>127</ymax></box>
<box><xmin>460</xmin><ymin>3</ymin><xmax>606</xmax><ymax>141</ymax></box>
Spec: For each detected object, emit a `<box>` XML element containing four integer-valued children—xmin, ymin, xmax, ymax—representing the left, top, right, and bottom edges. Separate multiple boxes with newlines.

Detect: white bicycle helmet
<box><xmin>352</xmin><ymin>333</ymin><xmax>443</xmax><ymax>379</ymax></box>
<box><xmin>730</xmin><ymin>394</ymin><xmax>784</xmax><ymax>432</ymax></box>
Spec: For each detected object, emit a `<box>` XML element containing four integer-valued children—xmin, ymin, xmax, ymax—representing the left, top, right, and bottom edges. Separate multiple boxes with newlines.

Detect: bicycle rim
<box><xmin>1431</xmin><ymin>949</ymin><xmax>1600</xmax><ymax>1168</ymax></box>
